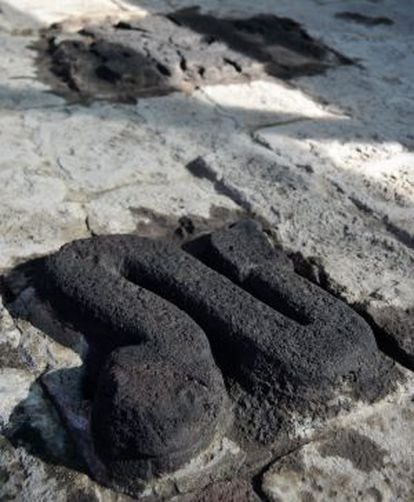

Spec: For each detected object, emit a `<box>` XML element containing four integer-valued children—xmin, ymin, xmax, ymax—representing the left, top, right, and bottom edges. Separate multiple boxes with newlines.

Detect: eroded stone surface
<box><xmin>262</xmin><ymin>393</ymin><xmax>414</xmax><ymax>501</ymax></box>
<box><xmin>363</xmin><ymin>302</ymin><xmax>414</xmax><ymax>371</ymax></box>
<box><xmin>1</xmin><ymin>0</ymin><xmax>414</xmax><ymax>499</ymax></box>
<box><xmin>0</xmin><ymin>163</ymin><xmax>89</xmax><ymax>270</ymax></box>
<box><xmin>335</xmin><ymin>12</ymin><xmax>394</xmax><ymax>27</ymax></box>
<box><xmin>189</xmin><ymin>137</ymin><xmax>414</xmax><ymax>368</ymax></box>
<box><xmin>0</xmin><ymin>0</ymin><xmax>146</xmax><ymax>30</ymax></box>
<box><xmin>176</xmin><ymin>478</ymin><xmax>260</xmax><ymax>502</ymax></box>
<box><xmin>37</xmin><ymin>8</ymin><xmax>349</xmax><ymax>101</ymax></box>
<box><xmin>0</xmin><ymin>436</ymin><xmax>134</xmax><ymax>502</ymax></box>
<box><xmin>37</xmin><ymin>236</ymin><xmax>229</xmax><ymax>481</ymax></box>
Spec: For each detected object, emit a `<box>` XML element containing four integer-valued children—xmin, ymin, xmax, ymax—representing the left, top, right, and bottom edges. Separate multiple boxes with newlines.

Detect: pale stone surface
<box><xmin>0</xmin><ymin>0</ymin><xmax>147</xmax><ymax>29</ymax></box>
<box><xmin>262</xmin><ymin>391</ymin><xmax>414</xmax><ymax>502</ymax></box>
<box><xmin>0</xmin><ymin>168</ymin><xmax>88</xmax><ymax>270</ymax></box>
<box><xmin>0</xmin><ymin>35</ymin><xmax>65</xmax><ymax>109</ymax></box>
<box><xmin>200</xmin><ymin>80</ymin><xmax>333</xmax><ymax>130</ymax></box>
<box><xmin>0</xmin><ymin>368</ymin><xmax>33</xmax><ymax>430</ymax></box>
<box><xmin>194</xmin><ymin>0</ymin><xmax>414</xmax><ymax>314</ymax></box>
<box><xmin>26</xmin><ymin>91</ymin><xmax>239</xmax><ymax>195</ymax></box>
<box><xmin>85</xmin><ymin>179</ymin><xmax>240</xmax><ymax>235</ymax></box>
<box><xmin>0</xmin><ymin>435</ymin><xmax>135</xmax><ymax>501</ymax></box>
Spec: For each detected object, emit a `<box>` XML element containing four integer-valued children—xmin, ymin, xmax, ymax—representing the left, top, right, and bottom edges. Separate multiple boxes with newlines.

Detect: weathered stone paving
<box><xmin>262</xmin><ymin>395</ymin><xmax>414</xmax><ymax>501</ymax></box>
<box><xmin>0</xmin><ymin>0</ymin><xmax>413</xmax><ymax>500</ymax></box>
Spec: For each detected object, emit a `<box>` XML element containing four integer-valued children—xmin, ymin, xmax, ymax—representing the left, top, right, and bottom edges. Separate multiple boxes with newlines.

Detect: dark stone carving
<box><xmin>3</xmin><ymin>220</ymin><xmax>395</xmax><ymax>491</ymax></box>
<box><xmin>39</xmin><ymin>235</ymin><xmax>229</xmax><ymax>480</ymax></box>
<box><xmin>184</xmin><ymin>220</ymin><xmax>383</xmax><ymax>399</ymax></box>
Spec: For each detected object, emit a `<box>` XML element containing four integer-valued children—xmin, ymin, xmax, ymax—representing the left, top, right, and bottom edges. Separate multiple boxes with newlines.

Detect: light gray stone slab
<box><xmin>262</xmin><ymin>391</ymin><xmax>414</xmax><ymax>502</ymax></box>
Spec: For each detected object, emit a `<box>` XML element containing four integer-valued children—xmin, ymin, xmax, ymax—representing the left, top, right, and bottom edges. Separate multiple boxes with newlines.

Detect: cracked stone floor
<box><xmin>0</xmin><ymin>0</ymin><xmax>413</xmax><ymax>501</ymax></box>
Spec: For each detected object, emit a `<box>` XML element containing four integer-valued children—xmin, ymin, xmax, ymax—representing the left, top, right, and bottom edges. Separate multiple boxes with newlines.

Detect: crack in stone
<box><xmin>187</xmin><ymin>157</ymin><xmax>255</xmax><ymax>213</ymax></box>
<box><xmin>335</xmin><ymin>12</ymin><xmax>394</xmax><ymax>27</ymax></box>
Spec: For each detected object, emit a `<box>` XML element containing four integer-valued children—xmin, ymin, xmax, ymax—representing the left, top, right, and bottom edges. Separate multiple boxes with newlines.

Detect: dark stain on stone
<box><xmin>318</xmin><ymin>429</ymin><xmax>387</xmax><ymax>473</ymax></box>
<box><xmin>383</xmin><ymin>218</ymin><xmax>414</xmax><ymax>251</ymax></box>
<box><xmin>301</xmin><ymin>491</ymin><xmax>316</xmax><ymax>502</ymax></box>
<box><xmin>272</xmin><ymin>450</ymin><xmax>306</xmax><ymax>475</ymax></box>
<box><xmin>129</xmin><ymin>205</ymin><xmax>247</xmax><ymax>242</ymax></box>
<box><xmin>0</xmin><ymin>341</ymin><xmax>27</xmax><ymax>370</ymax></box>
<box><xmin>34</xmin><ymin>7</ymin><xmax>351</xmax><ymax>102</ymax></box>
<box><xmin>168</xmin><ymin>8</ymin><xmax>352</xmax><ymax>75</ymax></box>
<box><xmin>2</xmin><ymin>219</ymin><xmax>395</xmax><ymax>495</ymax></box>
<box><xmin>335</xmin><ymin>12</ymin><xmax>394</xmax><ymax>26</ymax></box>
<box><xmin>367</xmin><ymin>487</ymin><xmax>383</xmax><ymax>502</ymax></box>
<box><xmin>0</xmin><ymin>466</ymin><xmax>10</xmax><ymax>485</ymax></box>
<box><xmin>184</xmin><ymin>478</ymin><xmax>260</xmax><ymax>502</ymax></box>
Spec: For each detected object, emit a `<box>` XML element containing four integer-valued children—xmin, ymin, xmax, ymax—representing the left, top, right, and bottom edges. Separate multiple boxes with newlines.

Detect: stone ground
<box><xmin>0</xmin><ymin>0</ymin><xmax>413</xmax><ymax>501</ymax></box>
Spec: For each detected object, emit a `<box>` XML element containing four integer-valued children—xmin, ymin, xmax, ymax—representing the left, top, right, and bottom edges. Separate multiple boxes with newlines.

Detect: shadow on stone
<box><xmin>335</xmin><ymin>12</ymin><xmax>394</xmax><ymax>27</ymax></box>
<box><xmin>3</xmin><ymin>369</ymin><xmax>86</xmax><ymax>474</ymax></box>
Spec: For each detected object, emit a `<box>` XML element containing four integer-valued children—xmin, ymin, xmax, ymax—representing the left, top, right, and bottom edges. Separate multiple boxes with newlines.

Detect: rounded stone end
<box><xmin>91</xmin><ymin>346</ymin><xmax>228</xmax><ymax>479</ymax></box>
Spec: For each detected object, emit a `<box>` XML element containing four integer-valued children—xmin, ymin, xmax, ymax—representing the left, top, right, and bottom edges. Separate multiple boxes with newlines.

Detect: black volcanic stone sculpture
<box><xmin>92</xmin><ymin>345</ymin><xmax>227</xmax><ymax>481</ymax></box>
<box><xmin>40</xmin><ymin>236</ymin><xmax>229</xmax><ymax>480</ymax></box>
<box><xmin>184</xmin><ymin>220</ymin><xmax>382</xmax><ymax>399</ymax></box>
<box><xmin>27</xmin><ymin>220</ymin><xmax>387</xmax><ymax>485</ymax></box>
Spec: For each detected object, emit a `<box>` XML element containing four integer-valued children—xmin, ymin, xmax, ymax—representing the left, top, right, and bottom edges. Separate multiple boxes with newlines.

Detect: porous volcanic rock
<box><xmin>38</xmin><ymin>7</ymin><xmax>350</xmax><ymax>101</ymax></box>
<box><xmin>38</xmin><ymin>235</ymin><xmax>229</xmax><ymax>481</ymax></box>
<box><xmin>92</xmin><ymin>346</ymin><xmax>228</xmax><ymax>481</ymax></box>
<box><xmin>3</xmin><ymin>219</ymin><xmax>397</xmax><ymax>494</ymax></box>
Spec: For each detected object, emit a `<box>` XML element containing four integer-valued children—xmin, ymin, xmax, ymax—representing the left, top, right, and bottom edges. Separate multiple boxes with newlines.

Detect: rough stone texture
<box><xmin>38</xmin><ymin>8</ymin><xmax>348</xmax><ymax>101</ymax></box>
<box><xmin>3</xmin><ymin>220</ymin><xmax>400</xmax><ymax>493</ymax></box>
<box><xmin>176</xmin><ymin>478</ymin><xmax>260</xmax><ymax>502</ymax></box>
<box><xmin>39</xmin><ymin>365</ymin><xmax>243</xmax><ymax>500</ymax></box>
<box><xmin>318</xmin><ymin>430</ymin><xmax>387</xmax><ymax>473</ymax></box>
<box><xmin>0</xmin><ymin>292</ymin><xmax>85</xmax><ymax>375</ymax></box>
<box><xmin>38</xmin><ymin>223</ymin><xmax>392</xmax><ymax>410</ymax></box>
<box><xmin>0</xmin><ymin>366</ymin><xmax>131</xmax><ymax>501</ymax></box>
<box><xmin>0</xmin><ymin>368</ymin><xmax>34</xmax><ymax>431</ymax></box>
<box><xmin>0</xmin><ymin>436</ymin><xmax>135</xmax><ymax>502</ymax></box>
<box><xmin>262</xmin><ymin>394</ymin><xmax>414</xmax><ymax>501</ymax></box>
<box><xmin>32</xmin><ymin>235</ymin><xmax>229</xmax><ymax>482</ymax></box>
<box><xmin>184</xmin><ymin>221</ymin><xmax>392</xmax><ymax>403</ymax></box>
<box><xmin>335</xmin><ymin>12</ymin><xmax>394</xmax><ymax>27</ymax></box>
<box><xmin>364</xmin><ymin>302</ymin><xmax>414</xmax><ymax>370</ymax></box>
<box><xmin>0</xmin><ymin>170</ymin><xmax>87</xmax><ymax>270</ymax></box>
<box><xmin>93</xmin><ymin>346</ymin><xmax>228</xmax><ymax>483</ymax></box>
<box><xmin>190</xmin><ymin>135</ymin><xmax>414</xmax><ymax>367</ymax></box>
<box><xmin>0</xmin><ymin>0</ymin><xmax>413</xmax><ymax>499</ymax></box>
